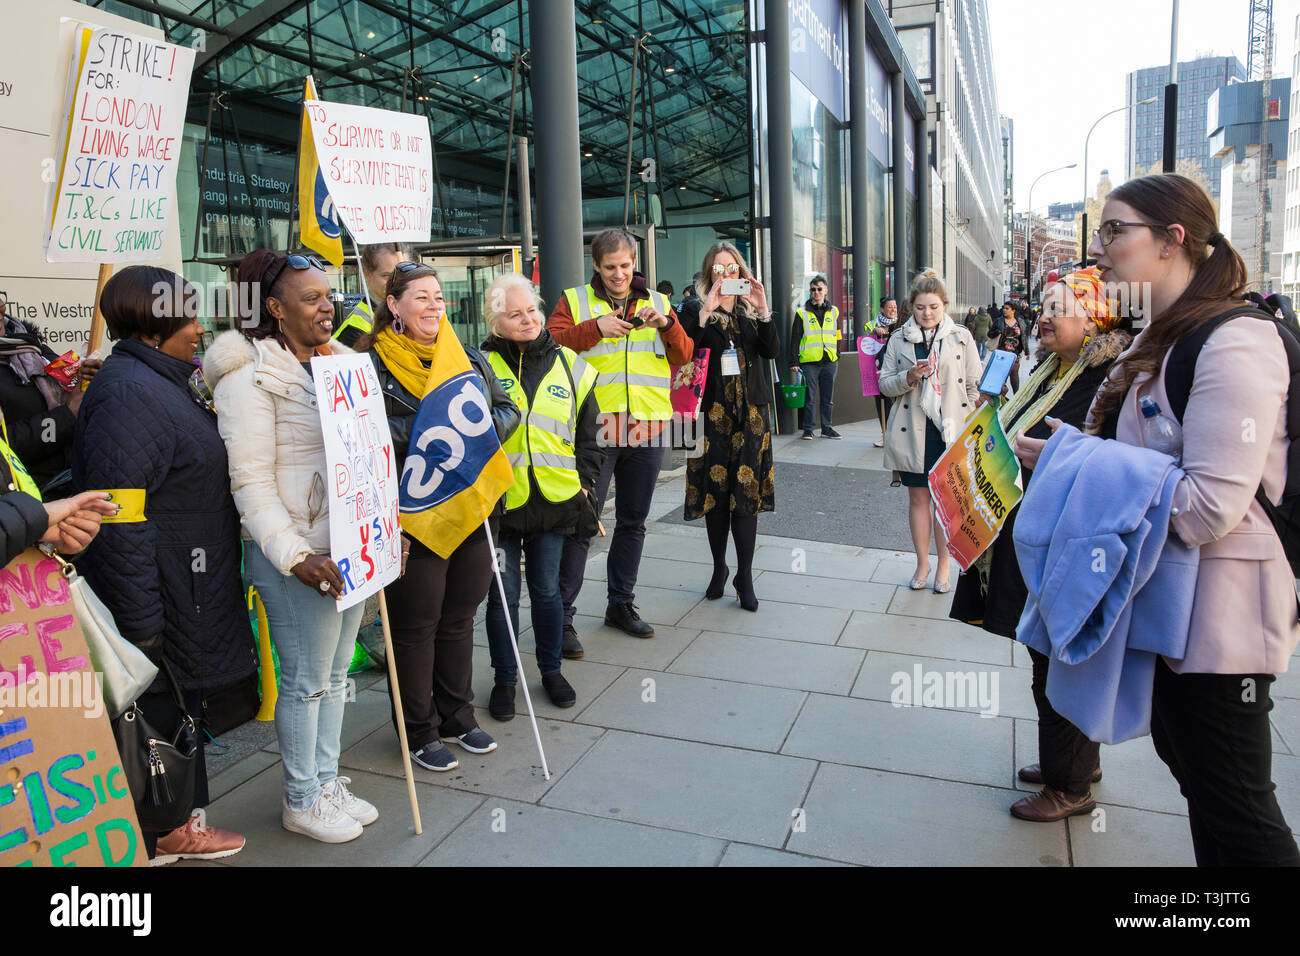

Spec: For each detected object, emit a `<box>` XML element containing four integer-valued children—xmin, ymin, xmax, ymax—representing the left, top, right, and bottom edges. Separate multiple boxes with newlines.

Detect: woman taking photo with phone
<box><xmin>678</xmin><ymin>241</ymin><xmax>779</xmax><ymax>611</ymax></box>
<box><xmin>879</xmin><ymin>269</ymin><xmax>982</xmax><ymax>593</ymax></box>
<box><xmin>1017</xmin><ymin>173</ymin><xmax>1299</xmax><ymax>865</ymax></box>
<box><xmin>206</xmin><ymin>250</ymin><xmax>375</xmax><ymax>845</ymax></box>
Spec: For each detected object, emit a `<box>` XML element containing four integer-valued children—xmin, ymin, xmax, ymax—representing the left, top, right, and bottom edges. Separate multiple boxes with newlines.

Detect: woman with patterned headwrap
<box><xmin>949</xmin><ymin>267</ymin><xmax>1134</xmax><ymax>823</ymax></box>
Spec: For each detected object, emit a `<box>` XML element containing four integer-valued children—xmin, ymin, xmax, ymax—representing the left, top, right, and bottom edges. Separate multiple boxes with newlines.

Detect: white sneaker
<box><xmin>322</xmin><ymin>776</ymin><xmax>379</xmax><ymax>826</ymax></box>
<box><xmin>282</xmin><ymin>792</ymin><xmax>364</xmax><ymax>844</ymax></box>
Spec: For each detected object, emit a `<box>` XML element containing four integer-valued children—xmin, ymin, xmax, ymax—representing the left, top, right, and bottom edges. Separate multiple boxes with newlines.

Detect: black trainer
<box><xmin>562</xmin><ymin>624</ymin><xmax>584</xmax><ymax>660</ymax></box>
<box><xmin>605</xmin><ymin>601</ymin><xmax>654</xmax><ymax>638</ymax></box>
<box><xmin>542</xmin><ymin>672</ymin><xmax>577</xmax><ymax>708</ymax></box>
<box><xmin>821</xmin><ymin>427</ymin><xmax>842</xmax><ymax>439</ymax></box>
<box><xmin>488</xmin><ymin>683</ymin><xmax>515</xmax><ymax>721</ymax></box>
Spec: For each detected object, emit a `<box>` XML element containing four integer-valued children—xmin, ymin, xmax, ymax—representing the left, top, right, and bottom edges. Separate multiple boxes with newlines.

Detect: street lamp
<box><xmin>1081</xmin><ymin>96</ymin><xmax>1159</xmax><ymax>260</ymax></box>
<box><xmin>1025</xmin><ymin>163</ymin><xmax>1076</xmax><ymax>304</ymax></box>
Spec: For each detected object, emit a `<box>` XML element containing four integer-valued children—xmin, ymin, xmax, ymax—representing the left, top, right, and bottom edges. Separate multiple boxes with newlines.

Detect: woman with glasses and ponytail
<box><xmin>205</xmin><ymin>250</ymin><xmax>377</xmax><ymax>845</ymax></box>
<box><xmin>1016</xmin><ymin>173</ymin><xmax>1300</xmax><ymax>865</ymax></box>
<box><xmin>359</xmin><ymin>262</ymin><xmax>520</xmax><ymax>773</ymax></box>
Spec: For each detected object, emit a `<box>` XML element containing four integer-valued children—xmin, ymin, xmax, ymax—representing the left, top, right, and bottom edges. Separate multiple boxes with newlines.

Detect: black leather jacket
<box><xmin>367</xmin><ymin>343</ymin><xmax>521</xmax><ymax>479</ymax></box>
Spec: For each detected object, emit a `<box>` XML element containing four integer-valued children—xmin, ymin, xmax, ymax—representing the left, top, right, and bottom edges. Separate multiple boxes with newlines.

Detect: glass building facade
<box><xmin>77</xmin><ymin>0</ymin><xmax>922</xmax><ymax>364</ymax></box>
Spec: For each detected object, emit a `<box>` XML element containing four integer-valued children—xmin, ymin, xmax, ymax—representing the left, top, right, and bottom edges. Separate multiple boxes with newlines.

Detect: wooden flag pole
<box><xmin>87</xmin><ymin>262</ymin><xmax>114</xmax><ymax>355</ymax></box>
<box><xmin>378</xmin><ymin>589</ymin><xmax>422</xmax><ymax>834</ymax></box>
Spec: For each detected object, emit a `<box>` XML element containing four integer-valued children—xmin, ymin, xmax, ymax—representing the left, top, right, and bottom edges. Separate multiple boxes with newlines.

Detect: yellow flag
<box><xmin>396</xmin><ymin>321</ymin><xmax>514</xmax><ymax>558</ymax></box>
<box><xmin>297</xmin><ymin>77</ymin><xmax>344</xmax><ymax>266</ymax></box>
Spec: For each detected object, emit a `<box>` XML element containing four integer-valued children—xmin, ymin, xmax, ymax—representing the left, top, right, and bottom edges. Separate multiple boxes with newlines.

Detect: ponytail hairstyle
<box><xmin>355</xmin><ymin>261</ymin><xmax>439</xmax><ymax>350</ymax></box>
<box><xmin>1086</xmin><ymin>173</ymin><xmax>1248</xmax><ymax>434</ymax></box>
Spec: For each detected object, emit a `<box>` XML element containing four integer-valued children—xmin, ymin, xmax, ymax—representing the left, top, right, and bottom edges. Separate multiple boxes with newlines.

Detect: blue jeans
<box><xmin>245</xmin><ymin>543</ymin><xmax>365</xmax><ymax>812</ymax></box>
<box><xmin>486</xmin><ymin>532</ymin><xmax>565</xmax><ymax>684</ymax></box>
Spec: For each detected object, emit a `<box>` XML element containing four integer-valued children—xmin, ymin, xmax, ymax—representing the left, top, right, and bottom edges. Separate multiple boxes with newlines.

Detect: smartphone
<box><xmin>978</xmin><ymin>349</ymin><xmax>1016</xmax><ymax>396</ymax></box>
<box><xmin>720</xmin><ymin>277</ymin><xmax>751</xmax><ymax>296</ymax></box>
<box><xmin>626</xmin><ymin>310</ymin><xmax>645</xmax><ymax>329</ymax></box>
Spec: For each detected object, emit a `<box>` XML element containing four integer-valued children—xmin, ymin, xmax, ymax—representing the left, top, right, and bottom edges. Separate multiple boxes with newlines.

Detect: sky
<box><xmin>988</xmin><ymin>0</ymin><xmax>1300</xmax><ymax>215</ymax></box>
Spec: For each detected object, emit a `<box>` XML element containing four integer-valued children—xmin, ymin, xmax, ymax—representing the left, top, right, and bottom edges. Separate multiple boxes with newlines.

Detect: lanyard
<box><xmin>0</xmin><ymin>411</ymin><xmax>41</xmax><ymax>500</ymax></box>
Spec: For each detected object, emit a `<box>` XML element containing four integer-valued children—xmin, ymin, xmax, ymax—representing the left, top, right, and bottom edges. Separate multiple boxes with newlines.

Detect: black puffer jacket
<box><xmin>479</xmin><ymin>330</ymin><xmax>604</xmax><ymax>539</ymax></box>
<box><xmin>71</xmin><ymin>339</ymin><xmax>257</xmax><ymax>693</ymax></box>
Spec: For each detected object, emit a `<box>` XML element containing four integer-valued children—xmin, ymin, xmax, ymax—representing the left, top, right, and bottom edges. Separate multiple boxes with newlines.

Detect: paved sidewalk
<box><xmin>195</xmin><ymin>419</ymin><xmax>1300</xmax><ymax>866</ymax></box>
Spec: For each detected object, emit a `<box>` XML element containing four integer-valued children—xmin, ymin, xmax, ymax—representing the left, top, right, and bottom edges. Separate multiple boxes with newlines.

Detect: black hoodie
<box><xmin>479</xmin><ymin>329</ymin><xmax>605</xmax><ymax>538</ymax></box>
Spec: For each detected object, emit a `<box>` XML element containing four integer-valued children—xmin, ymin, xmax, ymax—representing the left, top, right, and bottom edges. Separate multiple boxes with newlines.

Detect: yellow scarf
<box><xmin>374</xmin><ymin>328</ymin><xmax>437</xmax><ymax>397</ymax></box>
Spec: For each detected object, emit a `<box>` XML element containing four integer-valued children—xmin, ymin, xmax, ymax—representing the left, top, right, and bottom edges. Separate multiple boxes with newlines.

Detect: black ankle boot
<box><xmin>733</xmin><ymin>573</ymin><xmax>758</xmax><ymax>612</ymax></box>
<box><xmin>706</xmin><ymin>565</ymin><xmax>728</xmax><ymax>600</ymax></box>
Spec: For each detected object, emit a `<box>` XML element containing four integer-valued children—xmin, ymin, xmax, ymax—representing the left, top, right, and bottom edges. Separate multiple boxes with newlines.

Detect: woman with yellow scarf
<box><xmin>362</xmin><ymin>262</ymin><xmax>520</xmax><ymax>773</ymax></box>
<box><xmin>949</xmin><ymin>268</ymin><xmax>1133</xmax><ymax>823</ymax></box>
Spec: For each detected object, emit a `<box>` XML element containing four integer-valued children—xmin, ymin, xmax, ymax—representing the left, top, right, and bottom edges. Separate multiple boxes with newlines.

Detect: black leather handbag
<box><xmin>112</xmin><ymin>659</ymin><xmax>198</xmax><ymax>832</ymax></box>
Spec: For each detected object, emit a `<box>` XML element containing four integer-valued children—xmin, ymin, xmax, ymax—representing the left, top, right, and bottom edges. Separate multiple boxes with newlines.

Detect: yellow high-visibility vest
<box><xmin>0</xmin><ymin>413</ymin><xmax>39</xmax><ymax>499</ymax></box>
<box><xmin>796</xmin><ymin>306</ymin><xmax>839</xmax><ymax>363</ymax></box>
<box><xmin>563</xmin><ymin>284</ymin><xmax>673</xmax><ymax>421</ymax></box>
<box><xmin>487</xmin><ymin>347</ymin><xmax>597</xmax><ymax>510</ymax></box>
<box><xmin>332</xmin><ymin>300</ymin><xmax>372</xmax><ymax>346</ymax></box>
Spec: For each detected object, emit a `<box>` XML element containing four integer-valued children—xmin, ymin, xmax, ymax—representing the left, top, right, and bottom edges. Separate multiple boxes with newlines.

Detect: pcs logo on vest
<box><xmin>499</xmin><ymin>378</ymin><xmax>516</xmax><ymax>391</ymax></box>
<box><xmin>546</xmin><ymin>384</ymin><xmax>570</xmax><ymax>400</ymax></box>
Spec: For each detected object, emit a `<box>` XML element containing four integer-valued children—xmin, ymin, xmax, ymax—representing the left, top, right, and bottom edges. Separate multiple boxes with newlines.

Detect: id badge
<box><xmin>721</xmin><ymin>348</ymin><xmax>740</xmax><ymax>376</ymax></box>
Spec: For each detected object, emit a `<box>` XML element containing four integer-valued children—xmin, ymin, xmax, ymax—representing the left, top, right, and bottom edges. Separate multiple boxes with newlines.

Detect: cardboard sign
<box><xmin>0</xmin><ymin>549</ymin><xmax>146</xmax><ymax>867</ymax></box>
<box><xmin>304</xmin><ymin>98</ymin><xmax>433</xmax><ymax>242</ymax></box>
<box><xmin>44</xmin><ymin>24</ymin><xmax>194</xmax><ymax>262</ymax></box>
<box><xmin>311</xmin><ymin>353</ymin><xmax>402</xmax><ymax>610</ymax></box>
<box><xmin>927</xmin><ymin>403</ymin><xmax>1024</xmax><ymax>571</ymax></box>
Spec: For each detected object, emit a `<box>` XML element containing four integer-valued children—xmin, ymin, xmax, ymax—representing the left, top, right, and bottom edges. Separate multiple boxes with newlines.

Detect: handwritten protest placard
<box><xmin>44</xmin><ymin>25</ymin><xmax>194</xmax><ymax>263</ymax></box>
<box><xmin>0</xmin><ymin>549</ymin><xmax>146</xmax><ymax>867</ymax></box>
<box><xmin>927</xmin><ymin>403</ymin><xmax>1024</xmax><ymax>571</ymax></box>
<box><xmin>312</xmin><ymin>354</ymin><xmax>402</xmax><ymax>611</ymax></box>
<box><xmin>304</xmin><ymin>98</ymin><xmax>433</xmax><ymax>242</ymax></box>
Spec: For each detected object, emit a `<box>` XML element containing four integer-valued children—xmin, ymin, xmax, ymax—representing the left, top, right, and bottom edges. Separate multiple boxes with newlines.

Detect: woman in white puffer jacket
<box><xmin>204</xmin><ymin>249</ymin><xmax>375</xmax><ymax>846</ymax></box>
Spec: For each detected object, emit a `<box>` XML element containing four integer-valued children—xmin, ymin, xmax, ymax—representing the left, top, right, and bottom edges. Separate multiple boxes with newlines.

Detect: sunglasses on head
<box><xmin>394</xmin><ymin>261</ymin><xmax>427</xmax><ymax>273</ymax></box>
<box><xmin>264</xmin><ymin>253</ymin><xmax>327</xmax><ymax>296</ymax></box>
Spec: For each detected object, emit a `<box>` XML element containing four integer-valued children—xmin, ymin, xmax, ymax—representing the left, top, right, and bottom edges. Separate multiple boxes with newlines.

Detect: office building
<box><xmin>892</xmin><ymin>0</ymin><xmax>1005</xmax><ymax>309</ymax></box>
<box><xmin>1126</xmin><ymin>55</ymin><xmax>1245</xmax><ymax>196</ymax></box>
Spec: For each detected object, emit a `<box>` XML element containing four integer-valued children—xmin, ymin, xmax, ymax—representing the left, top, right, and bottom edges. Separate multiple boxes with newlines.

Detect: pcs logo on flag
<box><xmin>400</xmin><ymin>371</ymin><xmax>495</xmax><ymax>510</ymax></box>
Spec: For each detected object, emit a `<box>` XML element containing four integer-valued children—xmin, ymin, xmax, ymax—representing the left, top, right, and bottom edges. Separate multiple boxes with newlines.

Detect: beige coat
<box><xmin>1109</xmin><ymin>317</ymin><xmax>1299</xmax><ymax>674</ymax></box>
<box><xmin>204</xmin><ymin>331</ymin><xmax>354</xmax><ymax>576</ymax></box>
<box><xmin>878</xmin><ymin>318</ymin><xmax>983</xmax><ymax>473</ymax></box>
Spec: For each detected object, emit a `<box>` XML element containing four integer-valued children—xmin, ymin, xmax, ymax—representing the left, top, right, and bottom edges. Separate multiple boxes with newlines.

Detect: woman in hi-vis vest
<box><xmin>480</xmin><ymin>274</ymin><xmax>603</xmax><ymax>719</ymax></box>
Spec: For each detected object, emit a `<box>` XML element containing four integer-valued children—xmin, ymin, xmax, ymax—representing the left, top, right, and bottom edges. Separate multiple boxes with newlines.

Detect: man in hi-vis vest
<box><xmin>547</xmin><ymin>229</ymin><xmax>693</xmax><ymax>652</ymax></box>
<box><xmin>789</xmin><ymin>274</ymin><xmax>842</xmax><ymax>440</ymax></box>
<box><xmin>332</xmin><ymin>242</ymin><xmax>412</xmax><ymax>348</ymax></box>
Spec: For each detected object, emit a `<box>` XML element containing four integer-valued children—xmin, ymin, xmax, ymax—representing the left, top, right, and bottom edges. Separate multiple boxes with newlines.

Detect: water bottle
<box><xmin>1140</xmin><ymin>397</ymin><xmax>1183</xmax><ymax>465</ymax></box>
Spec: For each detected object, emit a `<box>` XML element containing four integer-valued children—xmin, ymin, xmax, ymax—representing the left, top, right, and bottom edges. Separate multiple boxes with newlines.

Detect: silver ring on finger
<box><xmin>319</xmin><ymin>580</ymin><xmax>331</xmax><ymax>592</ymax></box>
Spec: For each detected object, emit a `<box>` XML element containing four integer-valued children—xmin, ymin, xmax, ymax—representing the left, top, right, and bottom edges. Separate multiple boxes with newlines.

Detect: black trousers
<box><xmin>1028</xmin><ymin>647</ymin><xmax>1100</xmax><ymax>795</ymax></box>
<box><xmin>559</xmin><ymin>443</ymin><xmax>663</xmax><ymax>624</ymax></box>
<box><xmin>1150</xmin><ymin>657</ymin><xmax>1300</xmax><ymax>866</ymax></box>
<box><xmin>384</xmin><ymin>531</ymin><xmax>493</xmax><ymax>751</ymax></box>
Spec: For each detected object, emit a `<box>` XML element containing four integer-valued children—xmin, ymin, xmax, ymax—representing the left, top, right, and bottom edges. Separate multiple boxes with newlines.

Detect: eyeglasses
<box><xmin>1093</xmin><ymin>220</ymin><xmax>1166</xmax><ymax>247</ymax></box>
<box><xmin>394</xmin><ymin>261</ymin><xmax>425</xmax><ymax>273</ymax></box>
<box><xmin>264</xmin><ymin>253</ymin><xmax>327</xmax><ymax>296</ymax></box>
<box><xmin>711</xmin><ymin>263</ymin><xmax>741</xmax><ymax>276</ymax></box>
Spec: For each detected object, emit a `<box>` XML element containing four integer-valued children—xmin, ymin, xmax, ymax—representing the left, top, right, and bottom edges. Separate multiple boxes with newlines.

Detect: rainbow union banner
<box><xmin>927</xmin><ymin>403</ymin><xmax>1023</xmax><ymax>571</ymax></box>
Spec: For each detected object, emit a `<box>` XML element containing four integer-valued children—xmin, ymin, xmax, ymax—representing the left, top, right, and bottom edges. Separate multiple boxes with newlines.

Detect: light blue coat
<box><xmin>1013</xmin><ymin>424</ymin><xmax>1200</xmax><ymax>744</ymax></box>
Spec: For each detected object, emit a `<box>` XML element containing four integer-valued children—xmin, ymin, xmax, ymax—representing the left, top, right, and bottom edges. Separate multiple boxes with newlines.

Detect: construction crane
<box><xmin>1249</xmin><ymin>0</ymin><xmax>1273</xmax><ymax>292</ymax></box>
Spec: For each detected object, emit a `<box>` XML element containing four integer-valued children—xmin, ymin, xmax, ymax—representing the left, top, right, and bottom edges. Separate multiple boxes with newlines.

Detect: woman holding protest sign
<box><xmin>73</xmin><ymin>265</ymin><xmax>256</xmax><ymax>862</ymax></box>
<box><xmin>479</xmin><ymin>273</ymin><xmax>602</xmax><ymax>718</ymax></box>
<box><xmin>949</xmin><ymin>268</ymin><xmax>1132</xmax><ymax>822</ymax></box>
<box><xmin>206</xmin><ymin>250</ymin><xmax>375</xmax><ymax>846</ymax></box>
<box><xmin>878</xmin><ymin>269</ymin><xmax>982</xmax><ymax>594</ymax></box>
<box><xmin>360</xmin><ymin>262</ymin><xmax>520</xmax><ymax>771</ymax></box>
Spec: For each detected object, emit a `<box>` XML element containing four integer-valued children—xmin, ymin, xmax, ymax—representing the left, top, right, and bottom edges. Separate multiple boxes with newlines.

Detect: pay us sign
<box><xmin>311</xmin><ymin>353</ymin><xmax>402</xmax><ymax>610</ymax></box>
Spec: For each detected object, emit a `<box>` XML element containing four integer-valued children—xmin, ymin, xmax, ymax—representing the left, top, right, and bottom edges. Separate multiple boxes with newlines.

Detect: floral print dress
<box><xmin>684</xmin><ymin>311</ymin><xmax>775</xmax><ymax>519</ymax></box>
